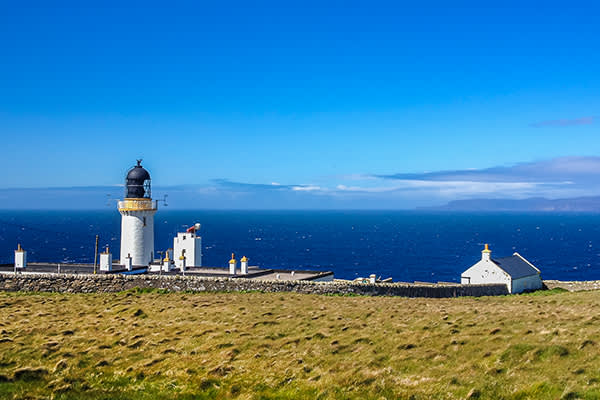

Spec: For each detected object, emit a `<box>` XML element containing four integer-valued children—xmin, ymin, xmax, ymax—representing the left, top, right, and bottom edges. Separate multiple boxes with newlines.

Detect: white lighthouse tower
<box><xmin>118</xmin><ymin>160</ymin><xmax>157</xmax><ymax>266</ymax></box>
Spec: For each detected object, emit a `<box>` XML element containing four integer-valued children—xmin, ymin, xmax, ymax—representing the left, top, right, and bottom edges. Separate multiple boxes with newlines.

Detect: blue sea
<box><xmin>1</xmin><ymin>210</ymin><xmax>600</xmax><ymax>282</ymax></box>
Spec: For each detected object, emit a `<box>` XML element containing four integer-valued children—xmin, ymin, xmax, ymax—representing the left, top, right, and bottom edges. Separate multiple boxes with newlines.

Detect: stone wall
<box><xmin>0</xmin><ymin>273</ymin><xmax>509</xmax><ymax>297</ymax></box>
<box><xmin>543</xmin><ymin>280</ymin><xmax>600</xmax><ymax>292</ymax></box>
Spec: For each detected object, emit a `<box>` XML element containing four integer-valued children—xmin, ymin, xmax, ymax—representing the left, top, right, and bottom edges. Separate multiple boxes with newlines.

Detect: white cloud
<box><xmin>336</xmin><ymin>179</ymin><xmax>555</xmax><ymax>198</ymax></box>
<box><xmin>377</xmin><ymin>156</ymin><xmax>600</xmax><ymax>184</ymax></box>
<box><xmin>291</xmin><ymin>185</ymin><xmax>321</xmax><ymax>191</ymax></box>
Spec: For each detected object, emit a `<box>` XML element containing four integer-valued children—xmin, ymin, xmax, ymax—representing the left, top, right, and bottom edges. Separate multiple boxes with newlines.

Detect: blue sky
<box><xmin>1</xmin><ymin>1</ymin><xmax>599</xmax><ymax>208</ymax></box>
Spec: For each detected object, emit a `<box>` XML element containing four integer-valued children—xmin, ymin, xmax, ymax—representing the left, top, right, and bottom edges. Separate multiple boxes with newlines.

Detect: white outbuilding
<box><xmin>461</xmin><ymin>244</ymin><xmax>543</xmax><ymax>294</ymax></box>
<box><xmin>173</xmin><ymin>224</ymin><xmax>203</xmax><ymax>270</ymax></box>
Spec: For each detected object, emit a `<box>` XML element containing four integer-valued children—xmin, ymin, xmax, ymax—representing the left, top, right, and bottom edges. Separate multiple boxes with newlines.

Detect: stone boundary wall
<box><xmin>0</xmin><ymin>273</ymin><xmax>509</xmax><ymax>297</ymax></box>
<box><xmin>543</xmin><ymin>280</ymin><xmax>600</xmax><ymax>292</ymax></box>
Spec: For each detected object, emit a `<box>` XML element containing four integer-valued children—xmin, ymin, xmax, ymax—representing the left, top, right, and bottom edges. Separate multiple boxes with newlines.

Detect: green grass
<box><xmin>522</xmin><ymin>287</ymin><xmax>569</xmax><ymax>296</ymax></box>
<box><xmin>0</xmin><ymin>289</ymin><xmax>599</xmax><ymax>399</ymax></box>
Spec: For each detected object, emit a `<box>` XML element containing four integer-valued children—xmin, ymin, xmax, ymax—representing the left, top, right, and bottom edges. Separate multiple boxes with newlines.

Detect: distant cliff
<box><xmin>424</xmin><ymin>196</ymin><xmax>600</xmax><ymax>212</ymax></box>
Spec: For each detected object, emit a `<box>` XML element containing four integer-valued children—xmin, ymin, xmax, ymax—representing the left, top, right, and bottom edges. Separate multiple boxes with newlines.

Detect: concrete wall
<box><xmin>0</xmin><ymin>273</ymin><xmax>509</xmax><ymax>297</ymax></box>
<box><xmin>512</xmin><ymin>275</ymin><xmax>543</xmax><ymax>293</ymax></box>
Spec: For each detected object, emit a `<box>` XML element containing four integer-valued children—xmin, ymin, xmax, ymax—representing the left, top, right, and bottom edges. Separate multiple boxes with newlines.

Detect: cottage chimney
<box><xmin>482</xmin><ymin>243</ymin><xmax>492</xmax><ymax>262</ymax></box>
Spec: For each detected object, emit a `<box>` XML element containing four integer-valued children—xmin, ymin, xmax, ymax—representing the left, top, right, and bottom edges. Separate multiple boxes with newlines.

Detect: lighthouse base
<box><xmin>119</xmin><ymin>209</ymin><xmax>156</xmax><ymax>266</ymax></box>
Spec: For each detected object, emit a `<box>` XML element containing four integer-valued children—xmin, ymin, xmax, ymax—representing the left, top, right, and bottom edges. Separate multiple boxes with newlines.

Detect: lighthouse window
<box><xmin>143</xmin><ymin>217</ymin><xmax>147</xmax><ymax>227</ymax></box>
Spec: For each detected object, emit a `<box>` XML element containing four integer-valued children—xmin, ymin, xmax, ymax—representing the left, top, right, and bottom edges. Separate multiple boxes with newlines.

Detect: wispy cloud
<box><xmin>212</xmin><ymin>179</ymin><xmax>294</xmax><ymax>191</ymax></box>
<box><xmin>213</xmin><ymin>179</ymin><xmax>321</xmax><ymax>193</ymax></box>
<box><xmin>291</xmin><ymin>185</ymin><xmax>321</xmax><ymax>191</ymax></box>
<box><xmin>376</xmin><ymin>157</ymin><xmax>600</xmax><ymax>184</ymax></box>
<box><xmin>338</xmin><ymin>180</ymin><xmax>545</xmax><ymax>193</ymax></box>
<box><xmin>530</xmin><ymin>116</ymin><xmax>594</xmax><ymax>128</ymax></box>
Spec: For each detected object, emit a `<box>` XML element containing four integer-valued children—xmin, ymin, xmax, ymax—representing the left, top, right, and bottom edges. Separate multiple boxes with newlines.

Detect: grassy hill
<box><xmin>0</xmin><ymin>289</ymin><xmax>599</xmax><ymax>399</ymax></box>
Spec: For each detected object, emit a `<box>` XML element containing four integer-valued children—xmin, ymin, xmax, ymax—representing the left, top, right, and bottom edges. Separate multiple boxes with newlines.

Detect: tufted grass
<box><xmin>0</xmin><ymin>289</ymin><xmax>599</xmax><ymax>399</ymax></box>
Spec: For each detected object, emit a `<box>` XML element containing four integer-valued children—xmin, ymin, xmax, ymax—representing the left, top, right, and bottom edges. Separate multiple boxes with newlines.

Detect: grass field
<box><xmin>0</xmin><ymin>288</ymin><xmax>599</xmax><ymax>399</ymax></box>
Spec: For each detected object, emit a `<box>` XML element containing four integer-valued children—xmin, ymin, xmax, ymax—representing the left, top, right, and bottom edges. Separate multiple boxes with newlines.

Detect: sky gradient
<box><xmin>1</xmin><ymin>1</ymin><xmax>599</xmax><ymax>208</ymax></box>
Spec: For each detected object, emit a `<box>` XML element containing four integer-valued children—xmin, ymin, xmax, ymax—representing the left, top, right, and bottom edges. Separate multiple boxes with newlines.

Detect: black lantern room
<box><xmin>125</xmin><ymin>160</ymin><xmax>151</xmax><ymax>199</ymax></box>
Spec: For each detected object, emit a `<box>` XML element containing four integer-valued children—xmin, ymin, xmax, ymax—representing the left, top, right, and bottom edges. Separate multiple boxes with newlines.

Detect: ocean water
<box><xmin>1</xmin><ymin>210</ymin><xmax>600</xmax><ymax>282</ymax></box>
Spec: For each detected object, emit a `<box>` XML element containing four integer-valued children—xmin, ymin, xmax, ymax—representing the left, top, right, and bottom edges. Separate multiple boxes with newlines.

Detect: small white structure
<box><xmin>14</xmin><ymin>244</ymin><xmax>27</xmax><ymax>269</ymax></box>
<box><xmin>240</xmin><ymin>256</ymin><xmax>248</xmax><ymax>275</ymax></box>
<box><xmin>461</xmin><ymin>244</ymin><xmax>543</xmax><ymax>294</ymax></box>
<box><xmin>229</xmin><ymin>253</ymin><xmax>237</xmax><ymax>275</ymax></box>
<box><xmin>124</xmin><ymin>253</ymin><xmax>133</xmax><ymax>271</ymax></box>
<box><xmin>178</xmin><ymin>255</ymin><xmax>186</xmax><ymax>272</ymax></box>
<box><xmin>118</xmin><ymin>161</ymin><xmax>157</xmax><ymax>267</ymax></box>
<box><xmin>147</xmin><ymin>249</ymin><xmax>173</xmax><ymax>273</ymax></box>
<box><xmin>99</xmin><ymin>246</ymin><xmax>113</xmax><ymax>272</ymax></box>
<box><xmin>162</xmin><ymin>249</ymin><xmax>173</xmax><ymax>272</ymax></box>
<box><xmin>173</xmin><ymin>226</ymin><xmax>202</xmax><ymax>269</ymax></box>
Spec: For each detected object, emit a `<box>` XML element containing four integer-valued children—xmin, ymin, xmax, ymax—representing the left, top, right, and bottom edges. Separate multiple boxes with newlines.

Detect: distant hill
<box><xmin>424</xmin><ymin>196</ymin><xmax>600</xmax><ymax>212</ymax></box>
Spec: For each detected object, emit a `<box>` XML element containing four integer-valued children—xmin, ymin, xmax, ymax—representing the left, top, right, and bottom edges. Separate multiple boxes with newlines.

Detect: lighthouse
<box><xmin>118</xmin><ymin>160</ymin><xmax>157</xmax><ymax>266</ymax></box>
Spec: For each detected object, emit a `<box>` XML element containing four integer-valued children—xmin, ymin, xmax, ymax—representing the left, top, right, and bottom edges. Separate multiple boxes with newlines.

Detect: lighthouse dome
<box><xmin>125</xmin><ymin>160</ymin><xmax>151</xmax><ymax>199</ymax></box>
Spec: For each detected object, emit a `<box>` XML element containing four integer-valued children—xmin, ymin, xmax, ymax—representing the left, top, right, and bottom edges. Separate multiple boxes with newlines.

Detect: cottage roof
<box><xmin>492</xmin><ymin>254</ymin><xmax>539</xmax><ymax>279</ymax></box>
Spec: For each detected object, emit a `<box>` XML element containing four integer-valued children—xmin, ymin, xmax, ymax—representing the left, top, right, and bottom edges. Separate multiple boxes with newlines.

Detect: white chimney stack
<box><xmin>100</xmin><ymin>246</ymin><xmax>113</xmax><ymax>272</ymax></box>
<box><xmin>482</xmin><ymin>243</ymin><xmax>492</xmax><ymax>262</ymax></box>
<box><xmin>14</xmin><ymin>244</ymin><xmax>27</xmax><ymax>269</ymax></box>
<box><xmin>240</xmin><ymin>256</ymin><xmax>248</xmax><ymax>275</ymax></box>
<box><xmin>229</xmin><ymin>253</ymin><xmax>237</xmax><ymax>275</ymax></box>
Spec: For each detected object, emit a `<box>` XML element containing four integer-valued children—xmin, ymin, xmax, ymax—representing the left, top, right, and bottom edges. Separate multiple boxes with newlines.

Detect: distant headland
<box><xmin>423</xmin><ymin>196</ymin><xmax>600</xmax><ymax>212</ymax></box>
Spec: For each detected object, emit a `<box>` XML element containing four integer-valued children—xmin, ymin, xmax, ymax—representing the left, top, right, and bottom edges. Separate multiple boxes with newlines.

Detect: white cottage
<box><xmin>461</xmin><ymin>244</ymin><xmax>543</xmax><ymax>294</ymax></box>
